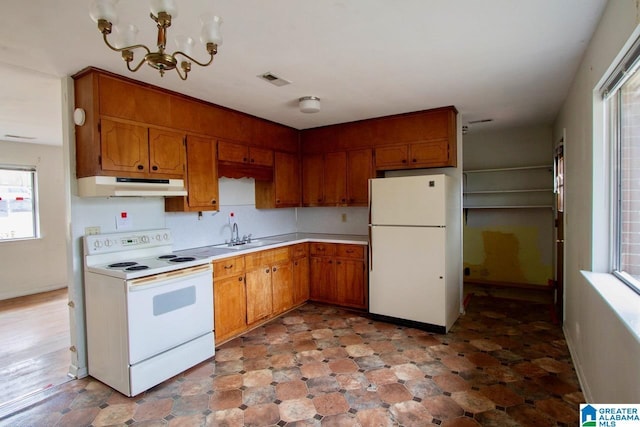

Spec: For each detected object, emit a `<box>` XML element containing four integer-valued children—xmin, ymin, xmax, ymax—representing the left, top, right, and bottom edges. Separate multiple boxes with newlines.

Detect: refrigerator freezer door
<box><xmin>370</xmin><ymin>175</ymin><xmax>447</xmax><ymax>226</ymax></box>
<box><xmin>369</xmin><ymin>225</ymin><xmax>446</xmax><ymax>326</ymax></box>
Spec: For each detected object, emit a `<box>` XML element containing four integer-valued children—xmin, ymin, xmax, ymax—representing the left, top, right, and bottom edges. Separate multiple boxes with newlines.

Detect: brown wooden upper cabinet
<box><xmin>165</xmin><ymin>135</ymin><xmax>218</xmax><ymax>212</ymax></box>
<box><xmin>218</xmin><ymin>140</ymin><xmax>274</xmax><ymax>167</ymax></box>
<box><xmin>100</xmin><ymin>118</ymin><xmax>185</xmax><ymax>178</ymax></box>
<box><xmin>256</xmin><ymin>151</ymin><xmax>301</xmax><ymax>208</ymax></box>
<box><xmin>300</xmin><ymin>106</ymin><xmax>457</xmax><ymax>175</ymax></box>
<box><xmin>302</xmin><ymin>148</ymin><xmax>373</xmax><ymax>207</ymax></box>
<box><xmin>374</xmin><ymin>139</ymin><xmax>451</xmax><ymax>170</ymax></box>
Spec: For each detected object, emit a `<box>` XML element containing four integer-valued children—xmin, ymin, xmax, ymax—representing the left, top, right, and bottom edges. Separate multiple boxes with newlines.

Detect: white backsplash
<box><xmin>296</xmin><ymin>206</ymin><xmax>369</xmax><ymax>235</ymax></box>
<box><xmin>72</xmin><ymin>178</ymin><xmax>367</xmax><ymax>253</ymax></box>
<box><xmin>167</xmin><ymin>177</ymin><xmax>297</xmax><ymax>250</ymax></box>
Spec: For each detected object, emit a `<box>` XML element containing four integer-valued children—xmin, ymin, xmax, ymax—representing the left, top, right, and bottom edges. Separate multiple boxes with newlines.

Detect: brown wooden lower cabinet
<box><xmin>213</xmin><ymin>256</ymin><xmax>247</xmax><ymax>343</ymax></box>
<box><xmin>213</xmin><ymin>242</ymin><xmax>367</xmax><ymax>344</ymax></box>
<box><xmin>291</xmin><ymin>243</ymin><xmax>310</xmax><ymax>305</ymax></box>
<box><xmin>309</xmin><ymin>243</ymin><xmax>367</xmax><ymax>309</ymax></box>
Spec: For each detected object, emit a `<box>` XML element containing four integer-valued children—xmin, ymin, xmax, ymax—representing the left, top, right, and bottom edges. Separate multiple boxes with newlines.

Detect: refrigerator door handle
<box><xmin>368</xmin><ymin>225</ymin><xmax>373</xmax><ymax>271</ymax></box>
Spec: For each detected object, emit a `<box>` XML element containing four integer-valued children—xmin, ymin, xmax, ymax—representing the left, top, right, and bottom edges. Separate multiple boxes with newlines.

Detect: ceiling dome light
<box><xmin>299</xmin><ymin>96</ymin><xmax>321</xmax><ymax>113</ymax></box>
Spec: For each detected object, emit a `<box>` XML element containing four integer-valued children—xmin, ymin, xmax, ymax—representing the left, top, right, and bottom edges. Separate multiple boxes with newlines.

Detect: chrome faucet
<box><xmin>230</xmin><ymin>222</ymin><xmax>239</xmax><ymax>245</ymax></box>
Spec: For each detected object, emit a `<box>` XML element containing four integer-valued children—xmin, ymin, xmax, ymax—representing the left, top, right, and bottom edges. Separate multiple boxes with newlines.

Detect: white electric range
<box><xmin>83</xmin><ymin>229</ymin><xmax>214</xmax><ymax>397</ymax></box>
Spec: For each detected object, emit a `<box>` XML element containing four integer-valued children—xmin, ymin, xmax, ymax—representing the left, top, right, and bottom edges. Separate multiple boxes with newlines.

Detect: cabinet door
<box><xmin>292</xmin><ymin>256</ymin><xmax>310</xmax><ymax>305</ymax></box>
<box><xmin>246</xmin><ymin>267</ymin><xmax>273</xmax><ymax>324</ymax></box>
<box><xmin>374</xmin><ymin>144</ymin><xmax>409</xmax><ymax>170</ymax></box>
<box><xmin>274</xmin><ymin>151</ymin><xmax>301</xmax><ymax>207</ymax></box>
<box><xmin>214</xmin><ymin>274</ymin><xmax>247</xmax><ymax>343</ymax></box>
<box><xmin>409</xmin><ymin>139</ymin><xmax>450</xmax><ymax>167</ymax></box>
<box><xmin>302</xmin><ymin>153</ymin><xmax>324</xmax><ymax>206</ymax></box>
<box><xmin>185</xmin><ymin>135</ymin><xmax>218</xmax><ymax>209</ymax></box>
<box><xmin>324</xmin><ymin>152</ymin><xmax>347</xmax><ymax>205</ymax></box>
<box><xmin>148</xmin><ymin>128</ymin><xmax>185</xmax><ymax>176</ymax></box>
<box><xmin>271</xmin><ymin>261</ymin><xmax>294</xmax><ymax>315</ymax></box>
<box><xmin>309</xmin><ymin>256</ymin><xmax>336</xmax><ymax>302</ymax></box>
<box><xmin>335</xmin><ymin>259</ymin><xmax>366</xmax><ymax>309</ymax></box>
<box><xmin>249</xmin><ymin>147</ymin><xmax>274</xmax><ymax>167</ymax></box>
<box><xmin>347</xmin><ymin>148</ymin><xmax>373</xmax><ymax>205</ymax></box>
<box><xmin>100</xmin><ymin>118</ymin><xmax>149</xmax><ymax>174</ymax></box>
<box><xmin>218</xmin><ymin>140</ymin><xmax>249</xmax><ymax>163</ymax></box>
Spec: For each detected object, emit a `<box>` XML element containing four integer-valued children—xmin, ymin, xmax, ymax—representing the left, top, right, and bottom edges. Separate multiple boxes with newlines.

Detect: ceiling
<box><xmin>0</xmin><ymin>0</ymin><xmax>607</xmax><ymax>146</ymax></box>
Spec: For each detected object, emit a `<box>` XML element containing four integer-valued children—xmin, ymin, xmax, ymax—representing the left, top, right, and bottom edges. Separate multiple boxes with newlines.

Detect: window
<box><xmin>0</xmin><ymin>166</ymin><xmax>38</xmax><ymax>240</ymax></box>
<box><xmin>604</xmin><ymin>37</ymin><xmax>640</xmax><ymax>295</ymax></box>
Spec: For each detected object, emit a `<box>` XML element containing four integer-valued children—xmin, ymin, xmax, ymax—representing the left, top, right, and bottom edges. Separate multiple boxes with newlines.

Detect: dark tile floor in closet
<box><xmin>1</xmin><ymin>294</ymin><xmax>582</xmax><ymax>426</ymax></box>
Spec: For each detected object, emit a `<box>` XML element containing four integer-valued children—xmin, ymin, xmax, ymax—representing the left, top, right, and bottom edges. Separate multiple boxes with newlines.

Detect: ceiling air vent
<box><xmin>258</xmin><ymin>72</ymin><xmax>291</xmax><ymax>87</ymax></box>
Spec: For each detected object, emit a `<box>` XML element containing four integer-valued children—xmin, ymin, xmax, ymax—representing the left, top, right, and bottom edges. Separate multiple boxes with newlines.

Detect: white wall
<box><xmin>0</xmin><ymin>140</ymin><xmax>67</xmax><ymax>300</ymax></box>
<box><xmin>553</xmin><ymin>0</ymin><xmax>640</xmax><ymax>402</ymax></box>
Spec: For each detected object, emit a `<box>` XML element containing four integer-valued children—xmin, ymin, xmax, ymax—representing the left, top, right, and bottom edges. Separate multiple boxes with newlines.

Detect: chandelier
<box><xmin>89</xmin><ymin>0</ymin><xmax>223</xmax><ymax>80</ymax></box>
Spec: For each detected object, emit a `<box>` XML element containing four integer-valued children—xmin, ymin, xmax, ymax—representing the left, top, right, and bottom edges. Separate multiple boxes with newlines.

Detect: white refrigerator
<box><xmin>368</xmin><ymin>174</ymin><xmax>461</xmax><ymax>333</ymax></box>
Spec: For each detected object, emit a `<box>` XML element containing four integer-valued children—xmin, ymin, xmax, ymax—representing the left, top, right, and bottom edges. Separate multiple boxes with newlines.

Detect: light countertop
<box><xmin>175</xmin><ymin>233</ymin><xmax>368</xmax><ymax>261</ymax></box>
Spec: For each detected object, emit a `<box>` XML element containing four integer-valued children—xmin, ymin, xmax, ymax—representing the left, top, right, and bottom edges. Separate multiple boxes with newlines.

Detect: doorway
<box><xmin>0</xmin><ymin>288</ymin><xmax>71</xmax><ymax>408</ymax></box>
<box><xmin>554</xmin><ymin>143</ymin><xmax>565</xmax><ymax>324</ymax></box>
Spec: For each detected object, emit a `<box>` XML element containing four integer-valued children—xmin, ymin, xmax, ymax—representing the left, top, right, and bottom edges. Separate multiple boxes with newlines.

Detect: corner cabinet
<box><xmin>463</xmin><ymin>165</ymin><xmax>554</xmax><ymax>209</ymax></box>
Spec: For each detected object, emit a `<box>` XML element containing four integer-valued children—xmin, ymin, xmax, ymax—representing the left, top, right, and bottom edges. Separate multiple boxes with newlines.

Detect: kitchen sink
<box><xmin>213</xmin><ymin>239</ymin><xmax>284</xmax><ymax>251</ymax></box>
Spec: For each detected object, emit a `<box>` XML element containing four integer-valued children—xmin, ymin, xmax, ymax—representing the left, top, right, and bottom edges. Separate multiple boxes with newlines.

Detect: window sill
<box><xmin>581</xmin><ymin>271</ymin><xmax>640</xmax><ymax>342</ymax></box>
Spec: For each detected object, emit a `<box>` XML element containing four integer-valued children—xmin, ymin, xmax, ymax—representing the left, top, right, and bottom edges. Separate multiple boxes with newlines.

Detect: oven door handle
<box><xmin>128</xmin><ymin>264</ymin><xmax>212</xmax><ymax>291</ymax></box>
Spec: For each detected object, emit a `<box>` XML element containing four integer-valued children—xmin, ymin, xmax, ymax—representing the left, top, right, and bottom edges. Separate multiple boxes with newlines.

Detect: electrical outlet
<box><xmin>341</xmin><ymin>213</ymin><xmax>347</xmax><ymax>222</ymax></box>
<box><xmin>85</xmin><ymin>226</ymin><xmax>101</xmax><ymax>235</ymax></box>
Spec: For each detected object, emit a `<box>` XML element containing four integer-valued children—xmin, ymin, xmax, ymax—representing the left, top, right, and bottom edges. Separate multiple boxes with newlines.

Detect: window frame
<box><xmin>0</xmin><ymin>164</ymin><xmax>39</xmax><ymax>242</ymax></box>
<box><xmin>603</xmin><ymin>41</ymin><xmax>640</xmax><ymax>295</ymax></box>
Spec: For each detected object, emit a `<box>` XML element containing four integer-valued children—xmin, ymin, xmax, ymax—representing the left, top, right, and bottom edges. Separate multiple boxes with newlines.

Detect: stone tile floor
<box><xmin>0</xmin><ymin>296</ymin><xmax>583</xmax><ymax>426</ymax></box>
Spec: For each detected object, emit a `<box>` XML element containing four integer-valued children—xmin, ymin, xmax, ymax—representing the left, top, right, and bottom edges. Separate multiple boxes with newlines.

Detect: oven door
<box><xmin>126</xmin><ymin>264</ymin><xmax>213</xmax><ymax>365</ymax></box>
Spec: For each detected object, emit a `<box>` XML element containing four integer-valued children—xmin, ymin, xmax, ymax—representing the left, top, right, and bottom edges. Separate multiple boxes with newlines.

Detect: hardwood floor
<box><xmin>0</xmin><ymin>288</ymin><xmax>71</xmax><ymax>406</ymax></box>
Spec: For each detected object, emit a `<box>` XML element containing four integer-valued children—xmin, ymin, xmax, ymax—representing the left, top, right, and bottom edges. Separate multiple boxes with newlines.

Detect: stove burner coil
<box><xmin>169</xmin><ymin>257</ymin><xmax>196</xmax><ymax>263</ymax></box>
<box><xmin>125</xmin><ymin>265</ymin><xmax>149</xmax><ymax>271</ymax></box>
<box><xmin>158</xmin><ymin>255</ymin><xmax>178</xmax><ymax>259</ymax></box>
<box><xmin>109</xmin><ymin>262</ymin><xmax>138</xmax><ymax>268</ymax></box>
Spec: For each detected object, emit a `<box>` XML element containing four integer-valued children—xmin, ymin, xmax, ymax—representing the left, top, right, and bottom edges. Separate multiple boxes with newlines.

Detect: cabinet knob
<box><xmin>401</xmin><ymin>159</ymin><xmax>407</xmax><ymax>164</ymax></box>
<box><xmin>238</xmin><ymin>276</ymin><xmax>243</xmax><ymax>281</ymax></box>
<box><xmin>243</xmin><ymin>157</ymin><xmax>248</xmax><ymax>162</ymax></box>
<box><xmin>250</xmin><ymin>158</ymin><xmax>255</xmax><ymax>163</ymax></box>
<box><xmin>294</xmin><ymin>261</ymin><xmax>298</xmax><ymax>266</ymax></box>
<box><xmin>152</xmin><ymin>165</ymin><xmax>158</xmax><ymax>171</ymax></box>
<box><xmin>337</xmin><ymin>261</ymin><xmax>341</xmax><ymax>265</ymax></box>
<box><xmin>412</xmin><ymin>159</ymin><xmax>417</xmax><ymax>163</ymax></box>
<box><xmin>224</xmin><ymin>264</ymin><xmax>233</xmax><ymax>269</ymax></box>
<box><xmin>328</xmin><ymin>260</ymin><xmax>332</xmax><ymax>264</ymax></box>
<box><xmin>341</xmin><ymin>198</ymin><xmax>346</xmax><ymax>202</ymax></box>
<box><xmin>273</xmin><ymin>267</ymin><xmax>277</xmax><ymax>272</ymax></box>
<box><xmin>137</xmin><ymin>165</ymin><xmax>144</xmax><ymax>170</ymax></box>
<box><xmin>212</xmin><ymin>200</ymin><xmax>217</xmax><ymax>205</ymax></box>
<box><xmin>276</xmin><ymin>199</ymin><xmax>281</xmax><ymax>204</ymax></box>
<box><xmin>265</xmin><ymin>268</ymin><xmax>270</xmax><ymax>273</ymax></box>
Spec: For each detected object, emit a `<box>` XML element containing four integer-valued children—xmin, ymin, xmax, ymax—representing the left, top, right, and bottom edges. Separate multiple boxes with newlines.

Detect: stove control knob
<box><xmin>104</xmin><ymin>239</ymin><xmax>112</xmax><ymax>247</ymax></box>
<box><xmin>156</xmin><ymin>234</ymin><xmax>161</xmax><ymax>242</ymax></box>
<box><xmin>163</xmin><ymin>233</ymin><xmax>169</xmax><ymax>241</ymax></box>
<box><xmin>93</xmin><ymin>240</ymin><xmax>102</xmax><ymax>249</ymax></box>
<box><xmin>140</xmin><ymin>235</ymin><xmax>149</xmax><ymax>244</ymax></box>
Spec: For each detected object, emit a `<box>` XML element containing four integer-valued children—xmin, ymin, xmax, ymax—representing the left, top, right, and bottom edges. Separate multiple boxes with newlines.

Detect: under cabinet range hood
<box><xmin>77</xmin><ymin>176</ymin><xmax>188</xmax><ymax>197</ymax></box>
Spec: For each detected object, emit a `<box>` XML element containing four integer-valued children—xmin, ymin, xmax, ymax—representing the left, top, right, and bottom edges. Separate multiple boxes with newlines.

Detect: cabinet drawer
<box><xmin>245</xmin><ymin>247</ymin><xmax>290</xmax><ymax>269</ymax></box>
<box><xmin>337</xmin><ymin>244</ymin><xmax>365</xmax><ymax>259</ymax></box>
<box><xmin>310</xmin><ymin>242</ymin><xmax>336</xmax><ymax>257</ymax></box>
<box><xmin>290</xmin><ymin>243</ymin><xmax>309</xmax><ymax>259</ymax></box>
<box><xmin>213</xmin><ymin>256</ymin><xmax>245</xmax><ymax>280</ymax></box>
